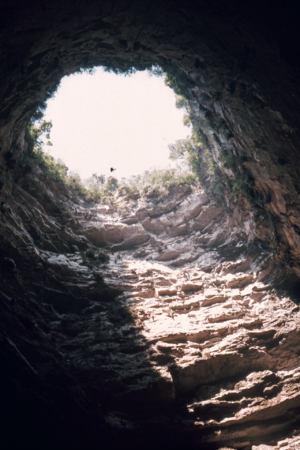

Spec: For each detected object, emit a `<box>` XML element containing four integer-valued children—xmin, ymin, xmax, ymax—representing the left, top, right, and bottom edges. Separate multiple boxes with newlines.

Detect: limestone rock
<box><xmin>2</xmin><ymin>2</ymin><xmax>300</xmax><ymax>445</ymax></box>
<box><xmin>142</xmin><ymin>218</ymin><xmax>166</xmax><ymax>235</ymax></box>
<box><xmin>181</xmin><ymin>282</ymin><xmax>203</xmax><ymax>293</ymax></box>
<box><xmin>192</xmin><ymin>205</ymin><xmax>223</xmax><ymax>231</ymax></box>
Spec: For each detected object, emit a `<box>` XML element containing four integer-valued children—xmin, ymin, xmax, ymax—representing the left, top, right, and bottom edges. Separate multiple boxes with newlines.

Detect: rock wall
<box><xmin>1</xmin><ymin>0</ymin><xmax>300</xmax><ymax>272</ymax></box>
<box><xmin>1</xmin><ymin>1</ymin><xmax>300</xmax><ymax>448</ymax></box>
<box><xmin>1</xmin><ymin>170</ymin><xmax>300</xmax><ymax>449</ymax></box>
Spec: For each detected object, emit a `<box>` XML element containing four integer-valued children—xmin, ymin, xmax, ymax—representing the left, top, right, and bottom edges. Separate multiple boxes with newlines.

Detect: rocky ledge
<box><xmin>0</xmin><ymin>177</ymin><xmax>300</xmax><ymax>450</ymax></box>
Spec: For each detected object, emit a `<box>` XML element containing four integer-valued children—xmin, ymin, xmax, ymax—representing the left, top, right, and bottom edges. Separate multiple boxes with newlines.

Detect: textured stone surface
<box><xmin>1</xmin><ymin>0</ymin><xmax>300</xmax><ymax>276</ymax></box>
<box><xmin>1</xmin><ymin>1</ymin><xmax>300</xmax><ymax>449</ymax></box>
<box><xmin>0</xmin><ymin>175</ymin><xmax>299</xmax><ymax>449</ymax></box>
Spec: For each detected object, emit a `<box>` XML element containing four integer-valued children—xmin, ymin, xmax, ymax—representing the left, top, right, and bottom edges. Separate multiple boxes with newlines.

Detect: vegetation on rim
<box><xmin>24</xmin><ymin>67</ymin><xmax>199</xmax><ymax>204</ymax></box>
<box><xmin>163</xmin><ymin>66</ymin><xmax>279</xmax><ymax>248</ymax></box>
<box><xmin>25</xmin><ymin>111</ymin><xmax>198</xmax><ymax>203</ymax></box>
<box><xmin>24</xmin><ymin>64</ymin><xmax>278</xmax><ymax>248</ymax></box>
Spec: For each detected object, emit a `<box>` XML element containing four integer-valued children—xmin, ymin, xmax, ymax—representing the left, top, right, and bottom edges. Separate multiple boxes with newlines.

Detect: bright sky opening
<box><xmin>43</xmin><ymin>67</ymin><xmax>190</xmax><ymax>181</ymax></box>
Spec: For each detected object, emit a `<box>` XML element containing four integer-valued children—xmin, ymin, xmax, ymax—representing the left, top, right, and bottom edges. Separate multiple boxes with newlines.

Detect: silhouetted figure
<box><xmin>110</xmin><ymin>167</ymin><xmax>116</xmax><ymax>172</ymax></box>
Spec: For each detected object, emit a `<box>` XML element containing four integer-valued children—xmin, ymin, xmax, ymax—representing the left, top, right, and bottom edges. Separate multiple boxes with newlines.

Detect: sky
<box><xmin>43</xmin><ymin>66</ymin><xmax>190</xmax><ymax>181</ymax></box>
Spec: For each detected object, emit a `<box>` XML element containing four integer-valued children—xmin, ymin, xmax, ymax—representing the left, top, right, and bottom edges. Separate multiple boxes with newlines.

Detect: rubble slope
<box><xmin>1</xmin><ymin>175</ymin><xmax>300</xmax><ymax>450</ymax></box>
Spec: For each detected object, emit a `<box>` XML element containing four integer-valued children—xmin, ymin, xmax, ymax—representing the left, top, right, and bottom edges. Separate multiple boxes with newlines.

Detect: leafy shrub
<box><xmin>85</xmin><ymin>248</ymin><xmax>109</xmax><ymax>264</ymax></box>
<box><xmin>168</xmin><ymin>126</ymin><xmax>228</xmax><ymax>199</ymax></box>
<box><xmin>26</xmin><ymin>112</ymin><xmax>197</xmax><ymax>205</ymax></box>
<box><xmin>163</xmin><ymin>68</ymin><xmax>194</xmax><ymax>98</ymax></box>
<box><xmin>164</xmin><ymin>66</ymin><xmax>280</xmax><ymax>247</ymax></box>
<box><xmin>84</xmin><ymin>175</ymin><xmax>119</xmax><ymax>203</ymax></box>
<box><xmin>97</xmin><ymin>250</ymin><xmax>110</xmax><ymax>264</ymax></box>
<box><xmin>118</xmin><ymin>167</ymin><xmax>197</xmax><ymax>198</ymax></box>
<box><xmin>106</xmin><ymin>301</ymin><xmax>134</xmax><ymax>325</ymax></box>
<box><xmin>25</xmin><ymin>112</ymin><xmax>120</xmax><ymax>202</ymax></box>
<box><xmin>86</xmin><ymin>248</ymin><xmax>97</xmax><ymax>259</ymax></box>
<box><xmin>175</xmin><ymin>95</ymin><xmax>189</xmax><ymax>110</ymax></box>
<box><xmin>218</xmin><ymin>148</ymin><xmax>270</xmax><ymax>210</ymax></box>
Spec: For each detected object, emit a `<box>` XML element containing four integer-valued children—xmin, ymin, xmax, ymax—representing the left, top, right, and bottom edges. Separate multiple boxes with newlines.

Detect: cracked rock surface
<box><xmin>1</xmin><ymin>175</ymin><xmax>300</xmax><ymax>450</ymax></box>
<box><xmin>1</xmin><ymin>1</ymin><xmax>300</xmax><ymax>448</ymax></box>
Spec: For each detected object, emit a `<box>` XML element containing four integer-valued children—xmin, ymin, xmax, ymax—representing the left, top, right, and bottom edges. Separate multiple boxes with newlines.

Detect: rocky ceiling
<box><xmin>1</xmin><ymin>1</ymin><xmax>300</xmax><ymax>449</ymax></box>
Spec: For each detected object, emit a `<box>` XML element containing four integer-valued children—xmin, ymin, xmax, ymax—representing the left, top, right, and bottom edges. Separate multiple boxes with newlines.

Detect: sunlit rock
<box><xmin>1</xmin><ymin>1</ymin><xmax>300</xmax><ymax>448</ymax></box>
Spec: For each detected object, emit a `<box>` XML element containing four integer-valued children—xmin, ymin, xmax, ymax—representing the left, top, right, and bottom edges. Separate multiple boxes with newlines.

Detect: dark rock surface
<box><xmin>1</xmin><ymin>1</ymin><xmax>300</xmax><ymax>449</ymax></box>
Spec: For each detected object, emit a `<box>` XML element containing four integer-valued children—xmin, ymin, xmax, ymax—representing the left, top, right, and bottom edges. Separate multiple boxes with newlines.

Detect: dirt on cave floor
<box><xmin>1</xmin><ymin>172</ymin><xmax>300</xmax><ymax>450</ymax></box>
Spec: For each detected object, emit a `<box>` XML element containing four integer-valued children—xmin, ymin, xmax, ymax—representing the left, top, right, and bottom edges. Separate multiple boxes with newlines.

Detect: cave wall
<box><xmin>1</xmin><ymin>0</ymin><xmax>300</xmax><ymax>271</ymax></box>
<box><xmin>0</xmin><ymin>175</ymin><xmax>299</xmax><ymax>450</ymax></box>
<box><xmin>1</xmin><ymin>1</ymin><xmax>300</xmax><ymax>449</ymax></box>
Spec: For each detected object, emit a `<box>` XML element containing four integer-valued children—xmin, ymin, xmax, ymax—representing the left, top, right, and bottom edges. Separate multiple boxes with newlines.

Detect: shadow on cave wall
<box><xmin>0</xmin><ymin>242</ymin><xmax>202</xmax><ymax>450</ymax></box>
<box><xmin>1</xmin><ymin>0</ymin><xmax>300</xmax><ymax>449</ymax></box>
<box><xmin>0</xmin><ymin>176</ymin><xmax>199</xmax><ymax>449</ymax></box>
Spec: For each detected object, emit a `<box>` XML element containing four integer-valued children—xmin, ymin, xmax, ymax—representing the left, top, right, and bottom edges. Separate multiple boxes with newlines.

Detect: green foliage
<box><xmin>85</xmin><ymin>247</ymin><xmax>110</xmax><ymax>264</ymax></box>
<box><xmin>175</xmin><ymin>95</ymin><xmax>189</xmax><ymax>110</ymax></box>
<box><xmin>219</xmin><ymin>148</ymin><xmax>279</xmax><ymax>247</ymax></box>
<box><xmin>165</xmin><ymin>67</ymin><xmax>268</xmax><ymax>205</ymax></box>
<box><xmin>25</xmin><ymin>113</ymin><xmax>81</xmax><ymax>186</ymax></box>
<box><xmin>26</xmin><ymin>110</ymin><xmax>121</xmax><ymax>202</ymax></box>
<box><xmin>169</xmin><ymin>126</ymin><xmax>227</xmax><ymax>199</ymax></box>
<box><xmin>147</xmin><ymin>65</ymin><xmax>164</xmax><ymax>77</ymax></box>
<box><xmin>84</xmin><ymin>175</ymin><xmax>119</xmax><ymax>203</ymax></box>
<box><xmin>163</xmin><ymin>69</ymin><xmax>193</xmax><ymax>98</ymax></box>
<box><xmin>97</xmin><ymin>250</ymin><xmax>110</xmax><ymax>264</ymax></box>
<box><xmin>92</xmin><ymin>173</ymin><xmax>105</xmax><ymax>185</ymax></box>
<box><xmin>85</xmin><ymin>248</ymin><xmax>97</xmax><ymax>259</ymax></box>
<box><xmin>118</xmin><ymin>167</ymin><xmax>197</xmax><ymax>198</ymax></box>
<box><xmin>164</xmin><ymin>65</ymin><xmax>281</xmax><ymax>248</ymax></box>
<box><xmin>162</xmin><ymin>67</ymin><xmax>229</xmax><ymax>199</ymax></box>
<box><xmin>103</xmin><ymin>66</ymin><xmax>137</xmax><ymax>76</ymax></box>
<box><xmin>26</xmin><ymin>117</ymin><xmax>53</xmax><ymax>155</ymax></box>
<box><xmin>218</xmin><ymin>148</ymin><xmax>270</xmax><ymax>210</ymax></box>
<box><xmin>106</xmin><ymin>300</ymin><xmax>135</xmax><ymax>325</ymax></box>
<box><xmin>128</xmin><ymin>306</ymin><xmax>137</xmax><ymax>317</ymax></box>
<box><xmin>79</xmin><ymin>67</ymin><xmax>96</xmax><ymax>75</ymax></box>
<box><xmin>183</xmin><ymin>114</ymin><xmax>192</xmax><ymax>127</ymax></box>
<box><xmin>169</xmin><ymin>138</ymin><xmax>193</xmax><ymax>160</ymax></box>
<box><xmin>26</xmin><ymin>108</ymin><xmax>197</xmax><ymax>206</ymax></box>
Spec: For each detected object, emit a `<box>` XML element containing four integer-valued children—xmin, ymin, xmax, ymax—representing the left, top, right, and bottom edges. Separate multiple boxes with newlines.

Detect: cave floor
<box><xmin>1</xmin><ymin>180</ymin><xmax>300</xmax><ymax>449</ymax></box>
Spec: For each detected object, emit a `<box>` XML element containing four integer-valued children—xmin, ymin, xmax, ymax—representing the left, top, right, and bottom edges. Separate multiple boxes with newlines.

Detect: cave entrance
<box><xmin>2</xmin><ymin>2</ymin><xmax>300</xmax><ymax>449</ymax></box>
<box><xmin>34</xmin><ymin>65</ymin><xmax>193</xmax><ymax>200</ymax></box>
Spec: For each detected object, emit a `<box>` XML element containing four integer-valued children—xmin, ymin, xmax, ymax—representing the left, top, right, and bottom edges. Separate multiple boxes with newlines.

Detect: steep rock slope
<box><xmin>1</xmin><ymin>173</ymin><xmax>300</xmax><ymax>449</ymax></box>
